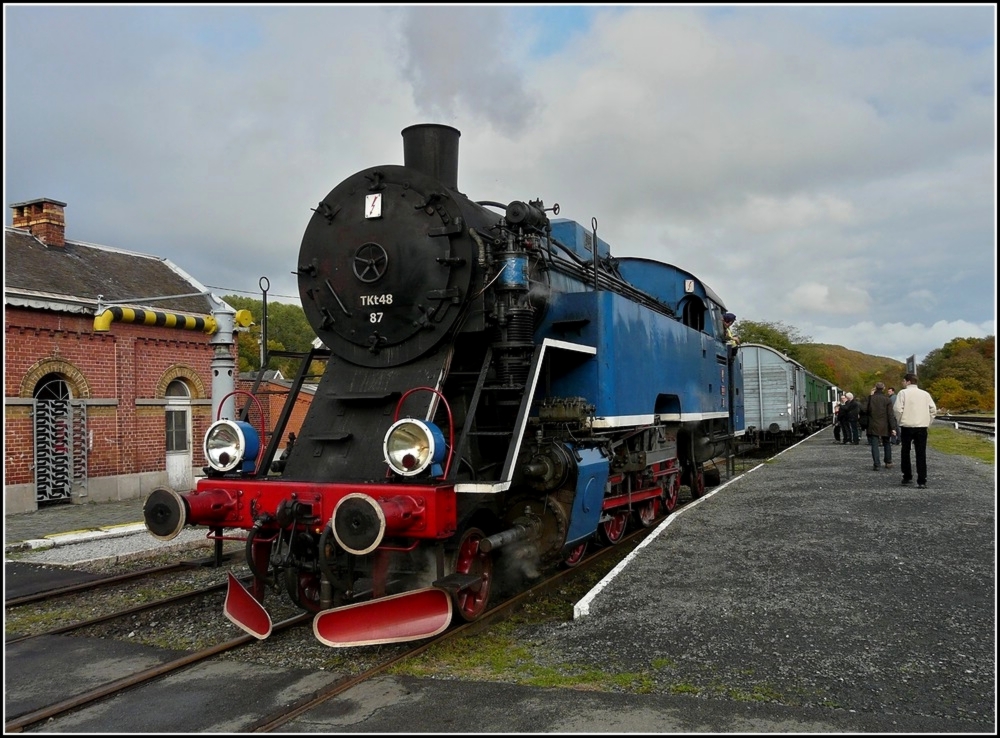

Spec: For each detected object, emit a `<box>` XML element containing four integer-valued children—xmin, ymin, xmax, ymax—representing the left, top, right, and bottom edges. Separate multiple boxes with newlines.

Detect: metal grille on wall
<box><xmin>33</xmin><ymin>399</ymin><xmax>74</xmax><ymax>503</ymax></box>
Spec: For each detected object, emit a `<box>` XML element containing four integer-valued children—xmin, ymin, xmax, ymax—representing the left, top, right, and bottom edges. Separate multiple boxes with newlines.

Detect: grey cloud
<box><xmin>4</xmin><ymin>5</ymin><xmax>993</xmax><ymax>365</ymax></box>
<box><xmin>398</xmin><ymin>6</ymin><xmax>540</xmax><ymax>136</ymax></box>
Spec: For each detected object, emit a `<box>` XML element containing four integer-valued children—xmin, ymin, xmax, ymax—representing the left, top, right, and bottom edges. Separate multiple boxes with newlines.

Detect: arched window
<box><xmin>34</xmin><ymin>373</ymin><xmax>72</xmax><ymax>401</ymax></box>
<box><xmin>166</xmin><ymin>379</ymin><xmax>191</xmax><ymax>398</ymax></box>
<box><xmin>680</xmin><ymin>297</ymin><xmax>706</xmax><ymax>332</ymax></box>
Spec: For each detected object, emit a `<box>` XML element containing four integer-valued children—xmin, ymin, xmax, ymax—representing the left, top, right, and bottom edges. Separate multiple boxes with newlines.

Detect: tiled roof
<box><xmin>4</xmin><ymin>227</ymin><xmax>215</xmax><ymax>315</ymax></box>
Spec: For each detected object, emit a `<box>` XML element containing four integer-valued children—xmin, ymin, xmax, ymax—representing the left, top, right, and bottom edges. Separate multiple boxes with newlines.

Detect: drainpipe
<box><xmin>93</xmin><ymin>294</ymin><xmax>253</xmax><ymax>422</ymax></box>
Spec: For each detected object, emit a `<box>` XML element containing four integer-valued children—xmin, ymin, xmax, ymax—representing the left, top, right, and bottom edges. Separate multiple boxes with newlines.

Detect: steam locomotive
<box><xmin>143</xmin><ymin>124</ymin><xmax>745</xmax><ymax>646</ymax></box>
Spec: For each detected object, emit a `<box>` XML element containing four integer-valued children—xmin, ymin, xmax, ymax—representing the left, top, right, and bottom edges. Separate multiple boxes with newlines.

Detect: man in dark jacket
<box><xmin>838</xmin><ymin>393</ymin><xmax>851</xmax><ymax>444</ymax></box>
<box><xmin>865</xmin><ymin>382</ymin><xmax>898</xmax><ymax>470</ymax></box>
<box><xmin>841</xmin><ymin>393</ymin><xmax>861</xmax><ymax>445</ymax></box>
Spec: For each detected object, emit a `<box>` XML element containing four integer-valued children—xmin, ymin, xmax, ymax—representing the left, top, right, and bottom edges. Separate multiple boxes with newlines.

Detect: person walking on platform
<box><xmin>833</xmin><ymin>394</ymin><xmax>845</xmax><ymax>442</ymax></box>
<box><xmin>841</xmin><ymin>392</ymin><xmax>861</xmax><ymax>445</ymax></box>
<box><xmin>865</xmin><ymin>382</ymin><xmax>897</xmax><ymax>470</ymax></box>
<box><xmin>858</xmin><ymin>389</ymin><xmax>872</xmax><ymax>439</ymax></box>
<box><xmin>887</xmin><ymin>387</ymin><xmax>900</xmax><ymax>445</ymax></box>
<box><xmin>893</xmin><ymin>373</ymin><xmax>937</xmax><ymax>488</ymax></box>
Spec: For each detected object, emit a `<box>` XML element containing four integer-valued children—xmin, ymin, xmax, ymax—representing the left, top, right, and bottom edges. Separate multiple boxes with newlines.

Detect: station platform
<box><xmin>4</xmin><ymin>495</ymin><xmax>147</xmax><ymax>552</ymax></box>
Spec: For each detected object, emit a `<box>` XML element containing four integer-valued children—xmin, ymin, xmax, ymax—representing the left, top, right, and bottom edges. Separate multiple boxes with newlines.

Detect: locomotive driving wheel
<box><xmin>599</xmin><ymin>510</ymin><xmax>629</xmax><ymax>545</ymax></box>
<box><xmin>285</xmin><ymin>568</ymin><xmax>323</xmax><ymax>614</ymax></box>
<box><xmin>447</xmin><ymin>527</ymin><xmax>493</xmax><ymax>621</ymax></box>
<box><xmin>689</xmin><ymin>465</ymin><xmax>707</xmax><ymax>499</ymax></box>
<box><xmin>562</xmin><ymin>541</ymin><xmax>588</xmax><ymax>568</ymax></box>
<box><xmin>635</xmin><ymin>498</ymin><xmax>661</xmax><ymax>528</ymax></box>
<box><xmin>662</xmin><ymin>470</ymin><xmax>681</xmax><ymax>513</ymax></box>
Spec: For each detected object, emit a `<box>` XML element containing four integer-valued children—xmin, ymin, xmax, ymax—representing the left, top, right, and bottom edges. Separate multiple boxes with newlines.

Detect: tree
<box><xmin>734</xmin><ymin>320</ymin><xmax>811</xmax><ymax>360</ymax></box>
<box><xmin>927</xmin><ymin>377</ymin><xmax>979</xmax><ymax>414</ymax></box>
<box><xmin>222</xmin><ymin>296</ymin><xmax>318</xmax><ymax>377</ymax></box>
<box><xmin>919</xmin><ymin>336</ymin><xmax>995</xmax><ymax>411</ymax></box>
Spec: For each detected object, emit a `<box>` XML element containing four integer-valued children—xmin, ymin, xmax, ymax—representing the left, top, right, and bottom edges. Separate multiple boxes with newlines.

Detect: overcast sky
<box><xmin>4</xmin><ymin>4</ymin><xmax>996</xmax><ymax>365</ymax></box>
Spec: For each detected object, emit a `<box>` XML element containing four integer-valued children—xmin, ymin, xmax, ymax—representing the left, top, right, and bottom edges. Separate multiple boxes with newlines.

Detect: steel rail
<box><xmin>4</xmin><ymin>613</ymin><xmax>312</xmax><ymax>733</ymax></box>
<box><xmin>5</xmin><ymin>579</ymin><xmax>241</xmax><ymax>646</ymax></box>
<box><xmin>5</xmin><ymin>552</ymin><xmax>236</xmax><ymax>608</ymax></box>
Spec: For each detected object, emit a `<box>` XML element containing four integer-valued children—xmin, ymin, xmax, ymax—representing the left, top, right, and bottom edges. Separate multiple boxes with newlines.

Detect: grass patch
<box><xmin>4</xmin><ymin>607</ymin><xmax>76</xmax><ymax>634</ymax></box>
<box><xmin>726</xmin><ymin>684</ymin><xmax>784</xmax><ymax>702</ymax></box>
<box><xmin>390</xmin><ymin>623</ymin><xmax>658</xmax><ymax>692</ymax></box>
<box><xmin>391</xmin><ymin>622</ymin><xmax>534</xmax><ymax>678</ymax></box>
<box><xmin>668</xmin><ymin>683</ymin><xmax>702</xmax><ymax>695</ymax></box>
<box><xmin>928</xmin><ymin>425</ymin><xmax>994</xmax><ymax>464</ymax></box>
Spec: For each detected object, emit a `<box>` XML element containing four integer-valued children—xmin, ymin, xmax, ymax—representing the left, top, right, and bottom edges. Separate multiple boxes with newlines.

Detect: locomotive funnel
<box><xmin>401</xmin><ymin>124</ymin><xmax>460</xmax><ymax>190</ymax></box>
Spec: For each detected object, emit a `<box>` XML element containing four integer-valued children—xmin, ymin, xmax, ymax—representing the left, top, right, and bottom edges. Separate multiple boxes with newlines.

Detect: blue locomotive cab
<box><xmin>615</xmin><ymin>257</ymin><xmax>744</xmax><ymax>436</ymax></box>
<box><xmin>616</xmin><ymin>257</ymin><xmax>725</xmax><ymax>336</ymax></box>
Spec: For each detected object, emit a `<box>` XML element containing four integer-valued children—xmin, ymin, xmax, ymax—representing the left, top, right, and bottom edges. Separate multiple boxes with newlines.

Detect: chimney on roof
<box><xmin>10</xmin><ymin>197</ymin><xmax>67</xmax><ymax>248</ymax></box>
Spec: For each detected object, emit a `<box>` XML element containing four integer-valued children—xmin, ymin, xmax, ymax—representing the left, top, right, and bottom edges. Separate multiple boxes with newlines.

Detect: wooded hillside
<box><xmin>794</xmin><ymin>343</ymin><xmax>905</xmax><ymax>399</ymax></box>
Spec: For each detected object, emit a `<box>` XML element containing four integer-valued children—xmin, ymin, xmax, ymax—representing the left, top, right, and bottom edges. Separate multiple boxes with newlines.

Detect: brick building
<box><xmin>236</xmin><ymin>369</ymin><xmax>316</xmax><ymax>449</ymax></box>
<box><xmin>4</xmin><ymin>198</ymin><xmax>242</xmax><ymax>514</ymax></box>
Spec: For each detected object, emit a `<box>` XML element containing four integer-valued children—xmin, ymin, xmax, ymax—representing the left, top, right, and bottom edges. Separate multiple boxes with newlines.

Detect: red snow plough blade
<box><xmin>313</xmin><ymin>587</ymin><xmax>453</xmax><ymax>647</ymax></box>
<box><xmin>223</xmin><ymin>571</ymin><xmax>273</xmax><ymax>640</ymax></box>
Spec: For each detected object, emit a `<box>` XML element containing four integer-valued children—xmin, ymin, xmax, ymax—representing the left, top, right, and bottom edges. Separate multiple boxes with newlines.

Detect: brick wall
<box><xmin>234</xmin><ymin>378</ymin><xmax>314</xmax><ymax>451</ymax></box>
<box><xmin>4</xmin><ymin>306</ymin><xmax>229</xmax><ymax>500</ymax></box>
<box><xmin>4</xmin><ymin>407</ymin><xmax>33</xmax><ymax>484</ymax></box>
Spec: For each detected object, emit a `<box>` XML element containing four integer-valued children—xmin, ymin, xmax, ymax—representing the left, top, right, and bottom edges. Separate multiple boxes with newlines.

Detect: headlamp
<box><xmin>383</xmin><ymin>418</ymin><xmax>446</xmax><ymax>477</ymax></box>
<box><xmin>204</xmin><ymin>419</ymin><xmax>261</xmax><ymax>474</ymax></box>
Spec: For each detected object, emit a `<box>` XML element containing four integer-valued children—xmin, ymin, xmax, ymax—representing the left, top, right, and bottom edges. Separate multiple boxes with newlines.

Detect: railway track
<box><xmin>249</xmin><ymin>514</ymin><xmax>685</xmax><ymax>732</ymax></box>
<box><xmin>4</xmin><ymin>577</ymin><xmax>249</xmax><ymax>646</ymax></box>
<box><xmin>937</xmin><ymin>414</ymin><xmax>995</xmax><ymax>437</ymax></box>
<box><xmin>5</xmin><ymin>553</ymin><xmax>236</xmax><ymax>609</ymax></box>
<box><xmin>4</xmin><ymin>521</ymin><xmax>658</xmax><ymax>733</ymax></box>
<box><xmin>4</xmin><ymin>612</ymin><xmax>314</xmax><ymax>733</ymax></box>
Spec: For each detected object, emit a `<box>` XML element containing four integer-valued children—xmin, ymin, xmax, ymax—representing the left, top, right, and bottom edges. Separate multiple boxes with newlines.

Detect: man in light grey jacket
<box><xmin>893</xmin><ymin>373</ymin><xmax>937</xmax><ymax>489</ymax></box>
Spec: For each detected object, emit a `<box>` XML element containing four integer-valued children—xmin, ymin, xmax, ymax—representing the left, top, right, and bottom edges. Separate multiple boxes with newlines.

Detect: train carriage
<box><xmin>740</xmin><ymin>342</ymin><xmax>836</xmax><ymax>446</ymax></box>
<box><xmin>804</xmin><ymin>369</ymin><xmax>837</xmax><ymax>430</ymax></box>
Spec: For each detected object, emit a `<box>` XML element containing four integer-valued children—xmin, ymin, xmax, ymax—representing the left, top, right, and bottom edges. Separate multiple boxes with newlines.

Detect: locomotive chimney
<box><xmin>401</xmin><ymin>124</ymin><xmax>460</xmax><ymax>191</ymax></box>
